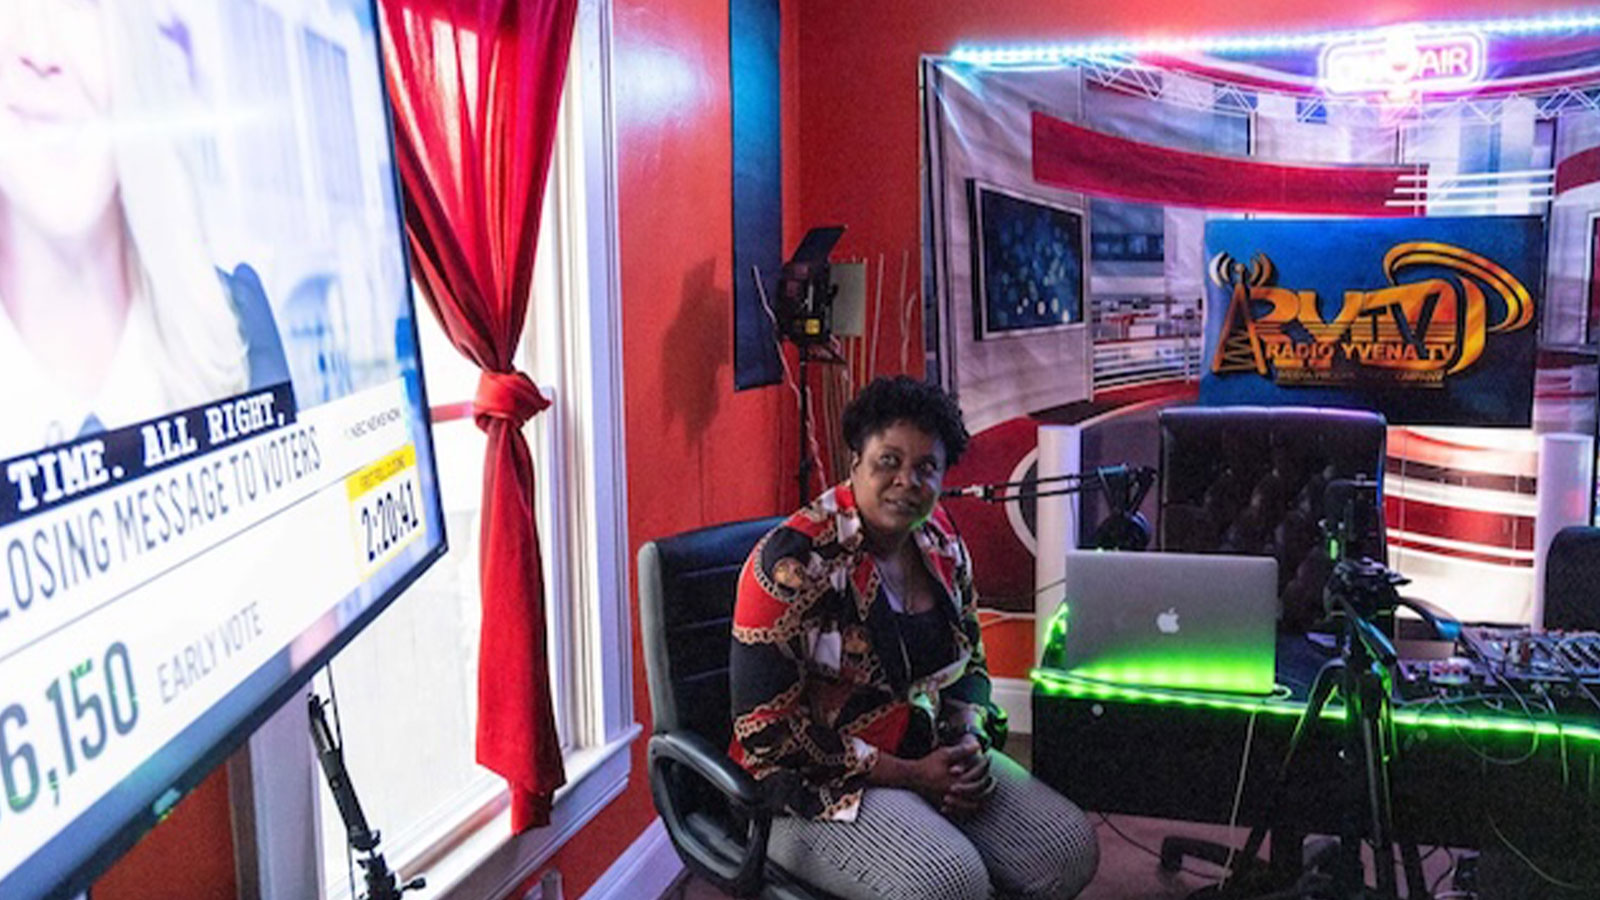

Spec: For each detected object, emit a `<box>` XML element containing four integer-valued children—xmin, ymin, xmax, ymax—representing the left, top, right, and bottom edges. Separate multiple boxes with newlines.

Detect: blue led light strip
<box><xmin>950</xmin><ymin>13</ymin><xmax>1600</xmax><ymax>66</ymax></box>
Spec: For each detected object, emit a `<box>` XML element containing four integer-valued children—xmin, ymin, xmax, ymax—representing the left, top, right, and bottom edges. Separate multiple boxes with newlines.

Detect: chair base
<box><xmin>1163</xmin><ymin>833</ymin><xmax>1426</xmax><ymax>900</ymax></box>
<box><xmin>1159</xmin><ymin>831</ymin><xmax>1337</xmax><ymax>900</ymax></box>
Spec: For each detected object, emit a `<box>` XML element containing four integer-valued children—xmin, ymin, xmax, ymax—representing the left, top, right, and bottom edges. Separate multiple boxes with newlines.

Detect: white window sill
<box><xmin>379</xmin><ymin>723</ymin><xmax>642</xmax><ymax>900</ymax></box>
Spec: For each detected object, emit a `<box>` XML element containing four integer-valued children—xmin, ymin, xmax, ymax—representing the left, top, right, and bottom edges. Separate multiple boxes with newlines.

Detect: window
<box><xmin>234</xmin><ymin>3</ymin><xmax>630</xmax><ymax>896</ymax></box>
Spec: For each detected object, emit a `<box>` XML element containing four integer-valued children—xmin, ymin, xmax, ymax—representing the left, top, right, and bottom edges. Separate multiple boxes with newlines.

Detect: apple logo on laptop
<box><xmin>1156</xmin><ymin>607</ymin><xmax>1180</xmax><ymax>634</ymax></box>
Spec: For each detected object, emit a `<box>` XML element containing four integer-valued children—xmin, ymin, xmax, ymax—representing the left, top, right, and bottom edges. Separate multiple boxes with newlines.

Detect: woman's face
<box><xmin>850</xmin><ymin>420</ymin><xmax>948</xmax><ymax>543</ymax></box>
<box><xmin>0</xmin><ymin>0</ymin><xmax>118</xmax><ymax>240</ymax></box>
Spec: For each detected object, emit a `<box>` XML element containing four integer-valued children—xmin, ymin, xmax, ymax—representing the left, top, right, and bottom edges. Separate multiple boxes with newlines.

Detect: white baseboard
<box><xmin>581</xmin><ymin>818</ymin><xmax>682</xmax><ymax>900</ymax></box>
<box><xmin>992</xmin><ymin>676</ymin><xmax>1032</xmax><ymax>735</ymax></box>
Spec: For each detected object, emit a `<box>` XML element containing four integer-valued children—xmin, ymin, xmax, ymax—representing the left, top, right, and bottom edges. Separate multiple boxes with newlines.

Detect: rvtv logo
<box><xmin>1208</xmin><ymin>242</ymin><xmax>1534</xmax><ymax>386</ymax></box>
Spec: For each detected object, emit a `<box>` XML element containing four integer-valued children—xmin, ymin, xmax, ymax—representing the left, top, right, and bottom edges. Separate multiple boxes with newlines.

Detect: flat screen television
<box><xmin>0</xmin><ymin>1</ymin><xmax>445</xmax><ymax>896</ymax></box>
<box><xmin>968</xmin><ymin>180</ymin><xmax>1087</xmax><ymax>340</ymax></box>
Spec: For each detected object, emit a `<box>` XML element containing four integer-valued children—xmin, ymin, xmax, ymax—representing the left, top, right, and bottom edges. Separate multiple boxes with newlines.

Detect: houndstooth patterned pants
<box><xmin>767</xmin><ymin>752</ymin><xmax>1099</xmax><ymax>899</ymax></box>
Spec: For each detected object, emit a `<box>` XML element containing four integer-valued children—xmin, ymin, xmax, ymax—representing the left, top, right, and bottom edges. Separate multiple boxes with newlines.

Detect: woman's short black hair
<box><xmin>841</xmin><ymin>375</ymin><xmax>970</xmax><ymax>467</ymax></box>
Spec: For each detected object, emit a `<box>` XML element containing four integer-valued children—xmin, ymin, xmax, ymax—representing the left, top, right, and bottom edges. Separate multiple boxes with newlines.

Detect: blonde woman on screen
<box><xmin>0</xmin><ymin>0</ymin><xmax>286</xmax><ymax>461</ymax></box>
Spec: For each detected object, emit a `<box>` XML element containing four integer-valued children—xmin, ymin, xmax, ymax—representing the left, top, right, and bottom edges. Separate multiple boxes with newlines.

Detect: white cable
<box><xmin>1219</xmin><ymin>705</ymin><xmax>1260</xmax><ymax>888</ymax></box>
<box><xmin>869</xmin><ymin>252</ymin><xmax>885</xmax><ymax>377</ymax></box>
<box><xmin>901</xmin><ymin>289</ymin><xmax>918</xmax><ymax>373</ymax></box>
<box><xmin>1488</xmin><ymin>811</ymin><xmax>1600</xmax><ymax>892</ymax></box>
<box><xmin>894</xmin><ymin>249</ymin><xmax>909</xmax><ymax>373</ymax></box>
<box><xmin>1428</xmin><ymin>847</ymin><xmax>1458</xmax><ymax>896</ymax></box>
<box><xmin>976</xmin><ymin>611</ymin><xmax>1037</xmax><ymax>626</ymax></box>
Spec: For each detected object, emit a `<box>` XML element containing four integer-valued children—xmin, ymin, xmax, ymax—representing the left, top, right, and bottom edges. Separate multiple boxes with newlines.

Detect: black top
<box><xmin>897</xmin><ymin>606</ymin><xmax>955</xmax><ymax>680</ymax></box>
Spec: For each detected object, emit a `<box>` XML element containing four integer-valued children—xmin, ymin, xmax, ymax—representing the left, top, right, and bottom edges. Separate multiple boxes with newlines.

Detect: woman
<box><xmin>731</xmin><ymin>376</ymin><xmax>1099</xmax><ymax>899</ymax></box>
<box><xmin>0</xmin><ymin>0</ymin><xmax>286</xmax><ymax>459</ymax></box>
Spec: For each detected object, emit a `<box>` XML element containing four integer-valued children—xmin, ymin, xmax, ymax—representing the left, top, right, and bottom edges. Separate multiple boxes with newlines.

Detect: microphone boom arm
<box><xmin>943</xmin><ymin>464</ymin><xmax>1157</xmax><ymax>552</ymax></box>
<box><xmin>309</xmin><ymin>693</ymin><xmax>425</xmax><ymax>900</ymax></box>
<box><xmin>943</xmin><ymin>464</ymin><xmax>1155</xmax><ymax>512</ymax></box>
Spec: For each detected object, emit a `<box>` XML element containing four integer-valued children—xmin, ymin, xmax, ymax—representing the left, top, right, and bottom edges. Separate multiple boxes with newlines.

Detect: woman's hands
<box><xmin>931</xmin><ymin>734</ymin><xmax>995</xmax><ymax>818</ymax></box>
<box><xmin>868</xmin><ymin>734</ymin><xmax>997</xmax><ymax>819</ymax></box>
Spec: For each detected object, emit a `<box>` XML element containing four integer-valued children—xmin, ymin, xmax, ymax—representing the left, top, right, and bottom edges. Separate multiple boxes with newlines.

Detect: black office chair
<box><xmin>1545</xmin><ymin>525</ymin><xmax>1600</xmax><ymax>631</ymax></box>
<box><xmin>638</xmin><ymin>517</ymin><xmax>840</xmax><ymax>899</ymax></box>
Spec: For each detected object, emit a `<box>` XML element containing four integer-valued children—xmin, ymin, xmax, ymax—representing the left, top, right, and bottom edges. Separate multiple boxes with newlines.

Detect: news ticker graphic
<box><xmin>0</xmin><ymin>379</ymin><xmax>429</xmax><ymax>876</ymax></box>
<box><xmin>1</xmin><ymin>384</ymin><xmax>299</xmax><ymax>523</ymax></box>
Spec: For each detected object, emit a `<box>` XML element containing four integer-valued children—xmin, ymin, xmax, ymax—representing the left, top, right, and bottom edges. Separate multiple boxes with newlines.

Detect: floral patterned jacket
<box><xmin>728</xmin><ymin>484</ymin><xmax>997</xmax><ymax>821</ymax></box>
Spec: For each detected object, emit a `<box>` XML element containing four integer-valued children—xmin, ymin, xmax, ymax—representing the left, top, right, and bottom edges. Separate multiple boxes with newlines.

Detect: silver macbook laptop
<box><xmin>1057</xmin><ymin>550</ymin><xmax>1279</xmax><ymax>695</ymax></box>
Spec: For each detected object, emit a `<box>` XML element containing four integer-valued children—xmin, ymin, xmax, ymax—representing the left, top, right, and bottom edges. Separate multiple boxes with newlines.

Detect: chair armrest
<box><xmin>651</xmin><ymin>731</ymin><xmax>765</xmax><ymax>808</ymax></box>
<box><xmin>648</xmin><ymin>732</ymin><xmax>773</xmax><ymax>897</ymax></box>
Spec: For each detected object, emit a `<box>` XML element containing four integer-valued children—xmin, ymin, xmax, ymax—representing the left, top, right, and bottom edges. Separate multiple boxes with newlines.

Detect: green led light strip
<box><xmin>1032</xmin><ymin>668</ymin><xmax>1600</xmax><ymax>744</ymax></box>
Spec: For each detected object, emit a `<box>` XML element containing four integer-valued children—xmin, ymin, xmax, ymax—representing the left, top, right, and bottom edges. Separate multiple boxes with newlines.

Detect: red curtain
<box><xmin>379</xmin><ymin>0</ymin><xmax>578</xmax><ymax>830</ymax></box>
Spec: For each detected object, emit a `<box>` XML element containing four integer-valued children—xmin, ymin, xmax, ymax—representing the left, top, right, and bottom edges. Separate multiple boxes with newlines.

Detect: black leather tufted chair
<box><xmin>1157</xmin><ymin>406</ymin><xmax>1389</xmax><ymax>633</ymax></box>
<box><xmin>1545</xmin><ymin>525</ymin><xmax>1600</xmax><ymax>631</ymax></box>
<box><xmin>638</xmin><ymin>517</ymin><xmax>841</xmax><ymax>899</ymax></box>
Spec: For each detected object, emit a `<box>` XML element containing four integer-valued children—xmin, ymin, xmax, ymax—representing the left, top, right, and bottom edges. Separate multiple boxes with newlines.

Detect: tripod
<box><xmin>1203</xmin><ymin>555</ymin><xmax>1460</xmax><ymax>900</ymax></box>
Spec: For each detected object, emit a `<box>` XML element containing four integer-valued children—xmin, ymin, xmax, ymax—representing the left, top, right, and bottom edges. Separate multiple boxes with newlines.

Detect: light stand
<box><xmin>309</xmin><ymin>693</ymin><xmax>425</xmax><ymax>900</ymax></box>
<box><xmin>943</xmin><ymin>464</ymin><xmax>1157</xmax><ymax>551</ymax></box>
<box><xmin>771</xmin><ymin>225</ymin><xmax>846</xmax><ymax>506</ymax></box>
<box><xmin>794</xmin><ymin>341</ymin><xmax>844</xmax><ymax>507</ymax></box>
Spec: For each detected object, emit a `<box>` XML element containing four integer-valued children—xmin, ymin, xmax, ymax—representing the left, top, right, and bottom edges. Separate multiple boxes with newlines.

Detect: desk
<box><xmin>1031</xmin><ymin>635</ymin><xmax>1600</xmax><ymax>888</ymax></box>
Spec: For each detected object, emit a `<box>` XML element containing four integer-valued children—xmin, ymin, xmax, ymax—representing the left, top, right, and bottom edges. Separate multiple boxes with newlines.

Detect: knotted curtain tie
<box><xmin>473</xmin><ymin>369</ymin><xmax>550</xmax><ymax>431</ymax></box>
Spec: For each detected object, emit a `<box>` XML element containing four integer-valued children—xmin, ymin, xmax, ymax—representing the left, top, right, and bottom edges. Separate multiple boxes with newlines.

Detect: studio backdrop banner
<box><xmin>922</xmin><ymin>25</ymin><xmax>1600</xmax><ymax>642</ymax></box>
<box><xmin>1200</xmin><ymin>216</ymin><xmax>1542</xmax><ymax>426</ymax></box>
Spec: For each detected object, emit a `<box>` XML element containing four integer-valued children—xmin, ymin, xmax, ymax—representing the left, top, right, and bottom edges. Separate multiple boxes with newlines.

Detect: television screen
<box><xmin>0</xmin><ymin>1</ymin><xmax>445</xmax><ymax>896</ymax></box>
<box><xmin>969</xmin><ymin>181</ymin><xmax>1086</xmax><ymax>339</ymax></box>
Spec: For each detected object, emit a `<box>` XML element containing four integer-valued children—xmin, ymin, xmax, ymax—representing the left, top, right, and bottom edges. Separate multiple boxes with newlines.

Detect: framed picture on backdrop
<box><xmin>967</xmin><ymin>179</ymin><xmax>1087</xmax><ymax>340</ymax></box>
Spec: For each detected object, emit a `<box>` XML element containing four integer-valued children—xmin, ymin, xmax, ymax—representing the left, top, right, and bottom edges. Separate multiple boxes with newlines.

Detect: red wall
<box><xmin>94</xmin><ymin>767</ymin><xmax>237</xmax><ymax>900</ymax></box>
<box><xmin>550</xmin><ymin>1</ymin><xmax>1594</xmax><ymax>889</ymax></box>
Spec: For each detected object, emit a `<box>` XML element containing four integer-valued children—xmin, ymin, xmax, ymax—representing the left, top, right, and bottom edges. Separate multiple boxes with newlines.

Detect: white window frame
<box><xmin>228</xmin><ymin>2</ymin><xmax>633</xmax><ymax>897</ymax></box>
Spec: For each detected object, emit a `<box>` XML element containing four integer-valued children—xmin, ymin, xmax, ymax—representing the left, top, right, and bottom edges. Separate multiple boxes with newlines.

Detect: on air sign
<box><xmin>1320</xmin><ymin>29</ymin><xmax>1487</xmax><ymax>99</ymax></box>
